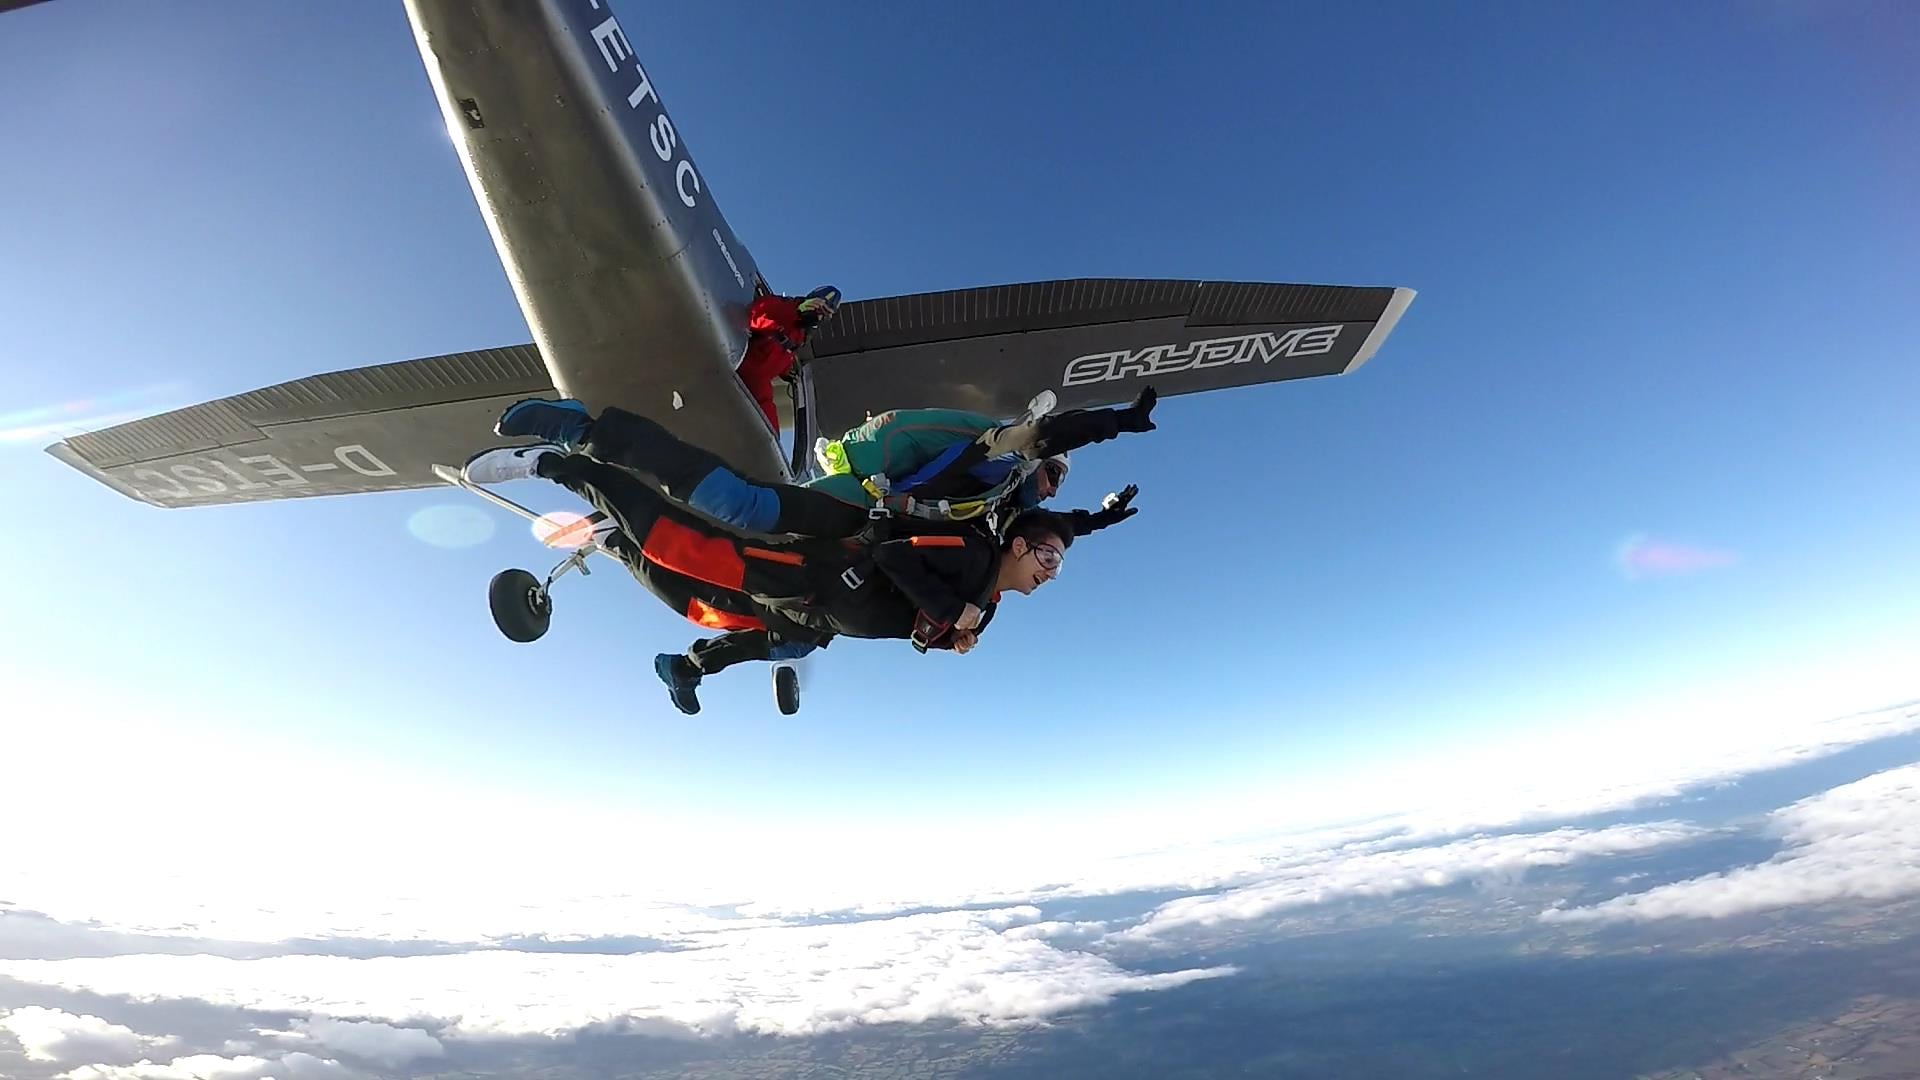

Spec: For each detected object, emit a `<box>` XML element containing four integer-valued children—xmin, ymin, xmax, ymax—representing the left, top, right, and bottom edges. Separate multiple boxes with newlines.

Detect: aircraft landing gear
<box><xmin>437</xmin><ymin>460</ymin><xmax>808</xmax><ymax>716</ymax></box>
<box><xmin>488</xmin><ymin>568</ymin><xmax>552</xmax><ymax>642</ymax></box>
<box><xmin>484</xmin><ymin>541</ymin><xmax>593</xmax><ymax>643</ymax></box>
<box><xmin>773</xmin><ymin>664</ymin><xmax>800</xmax><ymax>715</ymax></box>
<box><xmin>435</xmin><ymin>462</ymin><xmax>604</xmax><ymax>646</ymax></box>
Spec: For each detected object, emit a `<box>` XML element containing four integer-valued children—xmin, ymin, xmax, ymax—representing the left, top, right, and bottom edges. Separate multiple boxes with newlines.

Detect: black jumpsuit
<box><xmin>538</xmin><ymin>452</ymin><xmax>1004</xmax><ymax>676</ymax></box>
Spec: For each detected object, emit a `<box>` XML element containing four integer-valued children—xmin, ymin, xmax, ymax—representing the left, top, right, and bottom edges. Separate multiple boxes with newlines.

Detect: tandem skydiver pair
<box><xmin>459</xmin><ymin>385</ymin><xmax>1158</xmax><ymax>714</ymax></box>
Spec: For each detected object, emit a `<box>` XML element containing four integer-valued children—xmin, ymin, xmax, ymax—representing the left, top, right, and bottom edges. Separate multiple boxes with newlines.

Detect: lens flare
<box><xmin>533</xmin><ymin>511</ymin><xmax>599</xmax><ymax>549</ymax></box>
<box><xmin>406</xmin><ymin>504</ymin><xmax>497</xmax><ymax>549</ymax></box>
<box><xmin>0</xmin><ymin>383</ymin><xmax>191</xmax><ymax>445</ymax></box>
<box><xmin>1615</xmin><ymin>533</ymin><xmax>1740</xmax><ymax>580</ymax></box>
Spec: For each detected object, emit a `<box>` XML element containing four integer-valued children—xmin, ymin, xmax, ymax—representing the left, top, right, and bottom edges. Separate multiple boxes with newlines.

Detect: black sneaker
<box><xmin>494</xmin><ymin>397</ymin><xmax>592</xmax><ymax>447</ymax></box>
<box><xmin>654</xmin><ymin>653</ymin><xmax>702</xmax><ymax>715</ymax></box>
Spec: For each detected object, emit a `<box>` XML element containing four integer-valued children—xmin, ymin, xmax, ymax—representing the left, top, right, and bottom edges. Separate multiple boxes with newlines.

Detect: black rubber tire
<box><xmin>774</xmin><ymin>665</ymin><xmax>800</xmax><ymax>715</ymax></box>
<box><xmin>488</xmin><ymin>568</ymin><xmax>552</xmax><ymax>643</ymax></box>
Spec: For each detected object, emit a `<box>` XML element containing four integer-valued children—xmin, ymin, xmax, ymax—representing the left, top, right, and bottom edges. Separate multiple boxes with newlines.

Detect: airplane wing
<box><xmin>791</xmin><ymin>278</ymin><xmax>1415</xmax><ymax>435</ymax></box>
<box><xmin>49</xmin><ymin>279</ymin><xmax>1412</xmax><ymax>508</ymax></box>
<box><xmin>46</xmin><ymin>345</ymin><xmax>555</xmax><ymax>509</ymax></box>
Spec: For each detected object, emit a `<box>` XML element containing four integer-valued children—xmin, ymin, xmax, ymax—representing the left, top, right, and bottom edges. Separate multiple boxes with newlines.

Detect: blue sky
<box><xmin>2</xmin><ymin>0</ymin><xmax>1917</xmax><ymax>849</ymax></box>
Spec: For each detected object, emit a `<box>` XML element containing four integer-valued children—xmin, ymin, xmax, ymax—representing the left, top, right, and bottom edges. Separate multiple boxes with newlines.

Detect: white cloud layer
<box><xmin>1122</xmin><ymin>822</ymin><xmax>1701</xmax><ymax>940</ymax></box>
<box><xmin>1333</xmin><ymin>700</ymin><xmax>1920</xmax><ymax>852</ymax></box>
<box><xmin>1</xmin><ymin>685</ymin><xmax>1912</xmax><ymax>947</ymax></box>
<box><xmin>1</xmin><ymin>907</ymin><xmax>1231</xmax><ymax>1040</ymax></box>
<box><xmin>0</xmin><ymin>1006</ymin><xmax>169</xmax><ymax>1064</ymax></box>
<box><xmin>294</xmin><ymin>1018</ymin><xmax>442</xmax><ymax>1068</ymax></box>
<box><xmin>1543</xmin><ymin>763</ymin><xmax>1920</xmax><ymax>923</ymax></box>
<box><xmin>0</xmin><ymin>666</ymin><xmax>1911</xmax><ymax>1051</ymax></box>
<box><xmin>57</xmin><ymin>1052</ymin><xmax>359</xmax><ymax>1080</ymax></box>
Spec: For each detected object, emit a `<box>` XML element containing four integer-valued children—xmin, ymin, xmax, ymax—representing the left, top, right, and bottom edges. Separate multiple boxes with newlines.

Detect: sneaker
<box><xmin>495</xmin><ymin>397</ymin><xmax>592</xmax><ymax>447</ymax></box>
<box><xmin>461</xmin><ymin>444</ymin><xmax>559</xmax><ymax>485</ymax></box>
<box><xmin>654</xmin><ymin>653</ymin><xmax>702</xmax><ymax>715</ymax></box>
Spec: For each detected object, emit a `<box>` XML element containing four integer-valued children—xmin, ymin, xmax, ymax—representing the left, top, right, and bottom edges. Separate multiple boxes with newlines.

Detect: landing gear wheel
<box><xmin>489</xmin><ymin>568</ymin><xmax>552</xmax><ymax>643</ymax></box>
<box><xmin>773</xmin><ymin>665</ymin><xmax>800</xmax><ymax>715</ymax></box>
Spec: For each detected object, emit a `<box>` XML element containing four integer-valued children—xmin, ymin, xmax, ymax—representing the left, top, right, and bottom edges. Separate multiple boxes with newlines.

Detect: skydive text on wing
<box><xmin>1061</xmin><ymin>326</ymin><xmax>1346</xmax><ymax>387</ymax></box>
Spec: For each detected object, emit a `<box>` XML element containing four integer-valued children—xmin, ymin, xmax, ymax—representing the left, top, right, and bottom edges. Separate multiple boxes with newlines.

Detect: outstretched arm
<box><xmin>1061</xmin><ymin>484</ymin><xmax>1141</xmax><ymax>537</ymax></box>
<box><xmin>1032</xmin><ymin>386</ymin><xmax>1159</xmax><ymax>456</ymax></box>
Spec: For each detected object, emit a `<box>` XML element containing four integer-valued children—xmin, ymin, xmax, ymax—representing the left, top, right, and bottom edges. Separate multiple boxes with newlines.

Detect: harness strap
<box><xmin>909</xmin><ymin>610</ymin><xmax>953</xmax><ymax>654</ymax></box>
<box><xmin>744</xmin><ymin>547</ymin><xmax>805</xmax><ymax>566</ymax></box>
<box><xmin>866</xmin><ymin>492</ymin><xmax>997</xmax><ymax>522</ymax></box>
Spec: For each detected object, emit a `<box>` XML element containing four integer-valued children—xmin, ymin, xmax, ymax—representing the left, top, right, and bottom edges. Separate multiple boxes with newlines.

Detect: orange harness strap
<box><xmin>685</xmin><ymin>598</ymin><xmax>764</xmax><ymax>632</ymax></box>
<box><xmin>743</xmin><ymin>546</ymin><xmax>806</xmax><ymax>565</ymax></box>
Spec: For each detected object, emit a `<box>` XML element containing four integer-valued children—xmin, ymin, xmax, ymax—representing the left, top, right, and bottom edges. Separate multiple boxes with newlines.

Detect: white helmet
<box><xmin>1042</xmin><ymin>452</ymin><xmax>1070</xmax><ymax>486</ymax></box>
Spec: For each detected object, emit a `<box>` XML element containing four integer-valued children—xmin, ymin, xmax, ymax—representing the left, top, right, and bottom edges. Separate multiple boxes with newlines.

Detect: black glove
<box><xmin>1067</xmin><ymin>484</ymin><xmax>1140</xmax><ymax>535</ymax></box>
<box><xmin>1118</xmin><ymin>386</ymin><xmax>1158</xmax><ymax>433</ymax></box>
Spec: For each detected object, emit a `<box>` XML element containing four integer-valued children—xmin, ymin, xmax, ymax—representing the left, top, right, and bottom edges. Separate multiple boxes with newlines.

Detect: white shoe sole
<box><xmin>462</xmin><ymin>446</ymin><xmax>554</xmax><ymax>485</ymax></box>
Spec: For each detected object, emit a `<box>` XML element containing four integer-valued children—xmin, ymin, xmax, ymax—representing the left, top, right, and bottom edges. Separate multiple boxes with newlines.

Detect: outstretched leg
<box><xmin>538</xmin><ymin>451</ymin><xmax>818</xmax><ymax>603</ymax></box>
<box><xmin>653</xmin><ymin>630</ymin><xmax>819</xmax><ymax>715</ymax></box>
<box><xmin>688</xmin><ymin>630</ymin><xmax>817</xmax><ymax>673</ymax></box>
<box><xmin>497</xmin><ymin>399</ymin><xmax>868</xmax><ymax>538</ymax></box>
<box><xmin>900</xmin><ymin>388</ymin><xmax>1161</xmax><ymax>500</ymax></box>
<box><xmin>586</xmin><ymin>406</ymin><xmax>868</xmax><ymax>537</ymax></box>
<box><xmin>1002</xmin><ymin>385</ymin><xmax>1160</xmax><ymax>457</ymax></box>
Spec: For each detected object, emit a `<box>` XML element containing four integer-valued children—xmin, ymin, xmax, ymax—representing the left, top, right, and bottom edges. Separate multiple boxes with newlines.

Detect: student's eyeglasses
<box><xmin>1027</xmin><ymin>542</ymin><xmax>1064</xmax><ymax>572</ymax></box>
